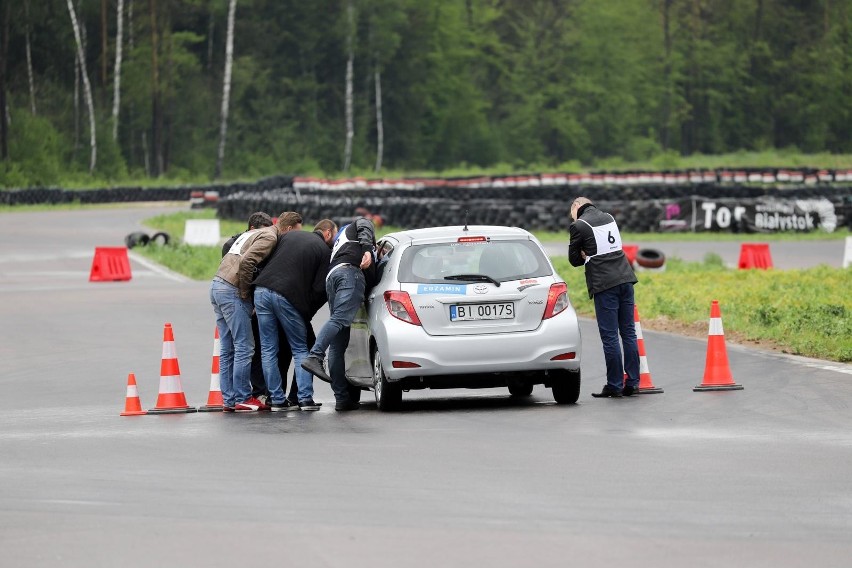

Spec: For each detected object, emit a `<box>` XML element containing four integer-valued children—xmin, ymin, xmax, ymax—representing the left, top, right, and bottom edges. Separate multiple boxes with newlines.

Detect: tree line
<box><xmin>0</xmin><ymin>0</ymin><xmax>849</xmax><ymax>188</ymax></box>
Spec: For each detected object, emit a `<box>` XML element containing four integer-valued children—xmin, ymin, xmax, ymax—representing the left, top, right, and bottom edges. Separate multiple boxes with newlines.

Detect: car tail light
<box><xmin>384</xmin><ymin>291</ymin><xmax>422</xmax><ymax>326</ymax></box>
<box><xmin>392</xmin><ymin>360</ymin><xmax>422</xmax><ymax>368</ymax></box>
<box><xmin>458</xmin><ymin>236</ymin><xmax>487</xmax><ymax>243</ymax></box>
<box><xmin>543</xmin><ymin>282</ymin><xmax>569</xmax><ymax>320</ymax></box>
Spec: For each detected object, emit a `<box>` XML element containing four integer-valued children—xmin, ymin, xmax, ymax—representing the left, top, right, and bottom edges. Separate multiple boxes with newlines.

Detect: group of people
<box><xmin>209</xmin><ymin>210</ymin><xmax>376</xmax><ymax>412</ymax></box>
<box><xmin>209</xmin><ymin>195</ymin><xmax>642</xmax><ymax>411</ymax></box>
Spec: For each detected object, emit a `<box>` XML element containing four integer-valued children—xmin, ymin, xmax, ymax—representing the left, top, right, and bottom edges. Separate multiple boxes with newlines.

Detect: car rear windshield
<box><xmin>397</xmin><ymin>239</ymin><xmax>553</xmax><ymax>283</ymax></box>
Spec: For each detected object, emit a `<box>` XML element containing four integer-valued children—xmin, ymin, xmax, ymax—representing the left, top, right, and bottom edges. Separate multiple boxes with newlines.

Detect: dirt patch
<box><xmin>641</xmin><ymin>315</ymin><xmax>789</xmax><ymax>355</ymax></box>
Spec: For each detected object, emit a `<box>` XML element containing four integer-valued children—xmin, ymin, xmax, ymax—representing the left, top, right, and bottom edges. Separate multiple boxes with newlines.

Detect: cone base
<box><xmin>120</xmin><ymin>410</ymin><xmax>148</xmax><ymax>416</ymax></box>
<box><xmin>694</xmin><ymin>384</ymin><xmax>743</xmax><ymax>392</ymax></box>
<box><xmin>638</xmin><ymin>387</ymin><xmax>664</xmax><ymax>394</ymax></box>
<box><xmin>198</xmin><ymin>405</ymin><xmax>224</xmax><ymax>412</ymax></box>
<box><xmin>147</xmin><ymin>407</ymin><xmax>198</xmax><ymax>414</ymax></box>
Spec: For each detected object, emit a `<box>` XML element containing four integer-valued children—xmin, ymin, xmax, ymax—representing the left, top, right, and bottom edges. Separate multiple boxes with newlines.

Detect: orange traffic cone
<box><xmin>199</xmin><ymin>327</ymin><xmax>224</xmax><ymax>412</ymax></box>
<box><xmin>624</xmin><ymin>305</ymin><xmax>663</xmax><ymax>394</ymax></box>
<box><xmin>120</xmin><ymin>373</ymin><xmax>147</xmax><ymax>416</ymax></box>
<box><xmin>694</xmin><ymin>300</ymin><xmax>743</xmax><ymax>391</ymax></box>
<box><xmin>148</xmin><ymin>323</ymin><xmax>198</xmax><ymax>414</ymax></box>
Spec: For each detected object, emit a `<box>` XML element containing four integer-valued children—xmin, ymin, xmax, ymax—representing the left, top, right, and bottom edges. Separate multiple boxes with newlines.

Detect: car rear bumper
<box><xmin>376</xmin><ymin>313</ymin><xmax>582</xmax><ymax>382</ymax></box>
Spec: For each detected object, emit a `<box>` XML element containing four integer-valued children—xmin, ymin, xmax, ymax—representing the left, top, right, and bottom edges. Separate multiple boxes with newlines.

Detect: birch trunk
<box><xmin>74</xmin><ymin>47</ymin><xmax>80</xmax><ymax>153</ymax></box>
<box><xmin>214</xmin><ymin>0</ymin><xmax>237</xmax><ymax>179</ymax></box>
<box><xmin>67</xmin><ymin>0</ymin><xmax>97</xmax><ymax>173</ymax></box>
<box><xmin>342</xmin><ymin>0</ymin><xmax>354</xmax><ymax>172</ymax></box>
<box><xmin>101</xmin><ymin>0</ymin><xmax>108</xmax><ymax>87</ymax></box>
<box><xmin>112</xmin><ymin>0</ymin><xmax>125</xmax><ymax>141</ymax></box>
<box><xmin>374</xmin><ymin>65</ymin><xmax>383</xmax><ymax>173</ymax></box>
<box><xmin>25</xmin><ymin>0</ymin><xmax>36</xmax><ymax>115</ymax></box>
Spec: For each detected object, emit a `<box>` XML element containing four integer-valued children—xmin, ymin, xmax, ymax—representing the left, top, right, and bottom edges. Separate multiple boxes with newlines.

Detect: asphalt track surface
<box><xmin>1</xmin><ymin>205</ymin><xmax>851</xmax><ymax>568</ymax></box>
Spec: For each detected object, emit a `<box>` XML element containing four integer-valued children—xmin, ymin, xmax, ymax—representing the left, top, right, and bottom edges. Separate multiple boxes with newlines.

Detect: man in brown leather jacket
<box><xmin>210</xmin><ymin>211</ymin><xmax>302</xmax><ymax>412</ymax></box>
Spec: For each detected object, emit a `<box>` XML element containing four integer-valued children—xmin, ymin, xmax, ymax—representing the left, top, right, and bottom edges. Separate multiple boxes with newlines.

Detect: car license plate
<box><xmin>450</xmin><ymin>302</ymin><xmax>514</xmax><ymax>321</ymax></box>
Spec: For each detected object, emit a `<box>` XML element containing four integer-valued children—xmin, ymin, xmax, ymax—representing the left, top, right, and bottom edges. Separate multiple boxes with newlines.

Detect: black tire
<box><xmin>508</xmin><ymin>383</ymin><xmax>534</xmax><ymax>397</ymax></box>
<box><xmin>636</xmin><ymin>248</ymin><xmax>665</xmax><ymax>269</ymax></box>
<box><xmin>551</xmin><ymin>369</ymin><xmax>581</xmax><ymax>404</ymax></box>
<box><xmin>373</xmin><ymin>351</ymin><xmax>402</xmax><ymax>411</ymax></box>
<box><xmin>150</xmin><ymin>231</ymin><xmax>171</xmax><ymax>246</ymax></box>
<box><xmin>124</xmin><ymin>232</ymin><xmax>150</xmax><ymax>249</ymax></box>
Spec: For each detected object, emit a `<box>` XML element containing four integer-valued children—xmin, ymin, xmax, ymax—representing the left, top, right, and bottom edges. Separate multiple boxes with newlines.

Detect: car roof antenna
<box><xmin>463</xmin><ymin>209</ymin><xmax>469</xmax><ymax>232</ymax></box>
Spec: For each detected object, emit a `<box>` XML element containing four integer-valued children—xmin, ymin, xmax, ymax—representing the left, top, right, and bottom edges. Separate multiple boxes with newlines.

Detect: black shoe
<box><xmin>270</xmin><ymin>400</ymin><xmax>300</xmax><ymax>412</ymax></box>
<box><xmin>298</xmin><ymin>398</ymin><xmax>322</xmax><ymax>411</ymax></box>
<box><xmin>335</xmin><ymin>400</ymin><xmax>361</xmax><ymax>411</ymax></box>
<box><xmin>591</xmin><ymin>386</ymin><xmax>623</xmax><ymax>398</ymax></box>
<box><xmin>301</xmin><ymin>356</ymin><xmax>331</xmax><ymax>383</ymax></box>
<box><xmin>622</xmin><ymin>385</ymin><xmax>637</xmax><ymax>397</ymax></box>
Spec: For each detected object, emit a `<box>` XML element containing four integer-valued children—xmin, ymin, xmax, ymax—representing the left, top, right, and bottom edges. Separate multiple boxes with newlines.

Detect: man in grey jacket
<box><xmin>568</xmin><ymin>197</ymin><xmax>640</xmax><ymax>398</ymax></box>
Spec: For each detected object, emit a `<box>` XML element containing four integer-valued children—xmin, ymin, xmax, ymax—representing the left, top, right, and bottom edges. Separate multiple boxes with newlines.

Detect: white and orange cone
<box><xmin>148</xmin><ymin>323</ymin><xmax>198</xmax><ymax>413</ymax></box>
<box><xmin>624</xmin><ymin>305</ymin><xmax>664</xmax><ymax>394</ymax></box>
<box><xmin>199</xmin><ymin>326</ymin><xmax>224</xmax><ymax>412</ymax></box>
<box><xmin>120</xmin><ymin>373</ymin><xmax>147</xmax><ymax>416</ymax></box>
<box><xmin>694</xmin><ymin>300</ymin><xmax>743</xmax><ymax>391</ymax></box>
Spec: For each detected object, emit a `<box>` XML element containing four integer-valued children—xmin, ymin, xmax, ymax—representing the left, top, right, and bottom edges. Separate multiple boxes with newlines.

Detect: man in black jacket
<box><xmin>301</xmin><ymin>217</ymin><xmax>376</xmax><ymax>411</ymax></box>
<box><xmin>568</xmin><ymin>197</ymin><xmax>640</xmax><ymax>398</ymax></box>
<box><xmin>253</xmin><ymin>219</ymin><xmax>337</xmax><ymax>411</ymax></box>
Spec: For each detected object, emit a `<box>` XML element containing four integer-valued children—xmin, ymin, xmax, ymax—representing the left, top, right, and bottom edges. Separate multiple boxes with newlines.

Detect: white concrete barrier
<box><xmin>183</xmin><ymin>219</ymin><xmax>221</xmax><ymax>246</ymax></box>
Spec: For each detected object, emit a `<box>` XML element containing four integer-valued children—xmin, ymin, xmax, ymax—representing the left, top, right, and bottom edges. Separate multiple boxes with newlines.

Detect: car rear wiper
<box><xmin>443</xmin><ymin>274</ymin><xmax>501</xmax><ymax>287</ymax></box>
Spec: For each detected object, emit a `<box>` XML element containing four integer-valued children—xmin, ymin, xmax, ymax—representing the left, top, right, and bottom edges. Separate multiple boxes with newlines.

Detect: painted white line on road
<box><xmin>128</xmin><ymin>251</ymin><xmax>191</xmax><ymax>283</ymax></box>
<box><xmin>0</xmin><ymin>251</ymin><xmax>94</xmax><ymax>263</ymax></box>
<box><xmin>635</xmin><ymin>427</ymin><xmax>852</xmax><ymax>447</ymax></box>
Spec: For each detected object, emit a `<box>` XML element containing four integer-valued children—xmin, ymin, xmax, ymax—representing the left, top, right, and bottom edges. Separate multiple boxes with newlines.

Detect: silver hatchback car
<box><xmin>344</xmin><ymin>225</ymin><xmax>582</xmax><ymax>410</ymax></box>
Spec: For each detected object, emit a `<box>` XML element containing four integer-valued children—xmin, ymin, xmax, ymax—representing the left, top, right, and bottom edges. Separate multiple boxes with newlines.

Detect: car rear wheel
<box><xmin>373</xmin><ymin>351</ymin><xmax>402</xmax><ymax>411</ymax></box>
<box><xmin>508</xmin><ymin>383</ymin><xmax>534</xmax><ymax>397</ymax></box>
<box><xmin>551</xmin><ymin>369</ymin><xmax>581</xmax><ymax>404</ymax></box>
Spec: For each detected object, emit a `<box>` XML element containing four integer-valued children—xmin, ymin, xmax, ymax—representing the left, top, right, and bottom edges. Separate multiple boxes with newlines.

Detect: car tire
<box><xmin>150</xmin><ymin>231</ymin><xmax>171</xmax><ymax>246</ymax></box>
<box><xmin>124</xmin><ymin>231</ymin><xmax>150</xmax><ymax>249</ymax></box>
<box><xmin>508</xmin><ymin>383</ymin><xmax>534</xmax><ymax>397</ymax></box>
<box><xmin>551</xmin><ymin>369</ymin><xmax>581</xmax><ymax>404</ymax></box>
<box><xmin>373</xmin><ymin>351</ymin><xmax>402</xmax><ymax>411</ymax></box>
<box><xmin>636</xmin><ymin>248</ymin><xmax>665</xmax><ymax>269</ymax></box>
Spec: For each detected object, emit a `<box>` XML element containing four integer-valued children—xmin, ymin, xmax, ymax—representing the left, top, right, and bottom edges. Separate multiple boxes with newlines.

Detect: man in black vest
<box><xmin>301</xmin><ymin>217</ymin><xmax>376</xmax><ymax>411</ymax></box>
<box><xmin>568</xmin><ymin>197</ymin><xmax>640</xmax><ymax>398</ymax></box>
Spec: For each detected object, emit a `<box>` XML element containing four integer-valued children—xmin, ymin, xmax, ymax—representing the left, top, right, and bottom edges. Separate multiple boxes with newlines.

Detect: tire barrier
<box><xmin>218</xmin><ymin>184</ymin><xmax>852</xmax><ymax>234</ymax></box>
<box><xmin>0</xmin><ymin>175</ymin><xmax>294</xmax><ymax>206</ymax></box>
<box><xmin>3</xmin><ymin>170</ymin><xmax>850</xmax><ymax>234</ymax></box>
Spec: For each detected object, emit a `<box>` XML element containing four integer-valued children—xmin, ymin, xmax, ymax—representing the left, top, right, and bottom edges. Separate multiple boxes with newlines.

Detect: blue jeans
<box><xmin>210</xmin><ymin>278</ymin><xmax>254</xmax><ymax>406</ymax></box>
<box><xmin>593</xmin><ymin>282</ymin><xmax>640</xmax><ymax>392</ymax></box>
<box><xmin>310</xmin><ymin>265</ymin><xmax>365</xmax><ymax>402</ymax></box>
<box><xmin>254</xmin><ymin>287</ymin><xmax>313</xmax><ymax>403</ymax></box>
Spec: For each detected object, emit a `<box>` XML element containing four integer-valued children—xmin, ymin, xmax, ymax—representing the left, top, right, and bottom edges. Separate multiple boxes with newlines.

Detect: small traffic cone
<box><xmin>148</xmin><ymin>323</ymin><xmax>198</xmax><ymax>414</ymax></box>
<box><xmin>198</xmin><ymin>326</ymin><xmax>224</xmax><ymax>412</ymax></box>
<box><xmin>694</xmin><ymin>300</ymin><xmax>743</xmax><ymax>391</ymax></box>
<box><xmin>120</xmin><ymin>373</ymin><xmax>147</xmax><ymax>416</ymax></box>
<box><xmin>624</xmin><ymin>305</ymin><xmax>663</xmax><ymax>394</ymax></box>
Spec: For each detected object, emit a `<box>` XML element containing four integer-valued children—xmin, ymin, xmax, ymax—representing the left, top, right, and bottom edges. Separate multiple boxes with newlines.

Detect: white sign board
<box><xmin>844</xmin><ymin>236</ymin><xmax>852</xmax><ymax>269</ymax></box>
<box><xmin>184</xmin><ymin>219</ymin><xmax>221</xmax><ymax>246</ymax></box>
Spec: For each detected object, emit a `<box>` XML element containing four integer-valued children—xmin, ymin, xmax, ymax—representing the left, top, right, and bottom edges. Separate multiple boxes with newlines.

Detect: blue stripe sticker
<box><xmin>417</xmin><ymin>284</ymin><xmax>467</xmax><ymax>295</ymax></box>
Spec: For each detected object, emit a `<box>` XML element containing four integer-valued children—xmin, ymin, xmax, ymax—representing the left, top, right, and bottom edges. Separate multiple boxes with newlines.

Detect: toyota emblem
<box><xmin>473</xmin><ymin>285</ymin><xmax>488</xmax><ymax>294</ymax></box>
